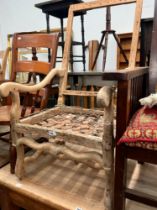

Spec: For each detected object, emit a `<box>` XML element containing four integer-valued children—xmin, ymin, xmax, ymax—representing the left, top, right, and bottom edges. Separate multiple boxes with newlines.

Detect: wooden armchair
<box><xmin>112</xmin><ymin>1</ymin><xmax>157</xmax><ymax>210</ymax></box>
<box><xmin>0</xmin><ymin>32</ymin><xmax>59</xmax><ymax>172</ymax></box>
<box><xmin>0</xmin><ymin>0</ymin><xmax>143</xmax><ymax>210</ymax></box>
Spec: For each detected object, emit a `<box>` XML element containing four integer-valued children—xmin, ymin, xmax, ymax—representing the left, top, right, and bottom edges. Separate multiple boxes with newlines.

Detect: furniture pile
<box><xmin>0</xmin><ymin>0</ymin><xmax>149</xmax><ymax>210</ymax></box>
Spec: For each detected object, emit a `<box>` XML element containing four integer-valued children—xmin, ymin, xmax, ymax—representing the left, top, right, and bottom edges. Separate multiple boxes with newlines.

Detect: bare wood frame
<box><xmin>0</xmin><ymin>0</ymin><xmax>143</xmax><ymax>166</ymax></box>
<box><xmin>0</xmin><ymin>0</ymin><xmax>143</xmax><ymax>105</ymax></box>
<box><xmin>0</xmin><ymin>1</ymin><xmax>143</xmax><ymax>209</ymax></box>
<box><xmin>59</xmin><ymin>0</ymin><xmax>143</xmax><ymax>104</ymax></box>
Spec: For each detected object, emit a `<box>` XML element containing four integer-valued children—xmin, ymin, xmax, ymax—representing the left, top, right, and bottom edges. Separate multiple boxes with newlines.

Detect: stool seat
<box><xmin>35</xmin><ymin>0</ymin><xmax>86</xmax><ymax>18</ymax></box>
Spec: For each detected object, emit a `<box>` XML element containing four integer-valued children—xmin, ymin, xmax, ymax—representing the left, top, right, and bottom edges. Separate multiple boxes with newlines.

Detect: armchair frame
<box><xmin>0</xmin><ymin>0</ymin><xmax>143</xmax><ymax>103</ymax></box>
<box><xmin>59</xmin><ymin>0</ymin><xmax>143</xmax><ymax>105</ymax></box>
<box><xmin>0</xmin><ymin>1</ymin><xmax>144</xmax><ymax>210</ymax></box>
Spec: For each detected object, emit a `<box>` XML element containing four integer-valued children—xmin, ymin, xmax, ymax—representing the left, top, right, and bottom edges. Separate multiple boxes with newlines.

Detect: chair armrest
<box><xmin>0</xmin><ymin>68</ymin><xmax>64</xmax><ymax>97</ymax></box>
<box><xmin>102</xmin><ymin>67</ymin><xmax>149</xmax><ymax>142</ymax></box>
<box><xmin>102</xmin><ymin>67</ymin><xmax>149</xmax><ymax>81</ymax></box>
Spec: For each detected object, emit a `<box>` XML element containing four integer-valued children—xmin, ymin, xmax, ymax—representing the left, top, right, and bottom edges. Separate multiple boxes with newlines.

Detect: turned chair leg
<box><xmin>10</xmin><ymin>144</ymin><xmax>17</xmax><ymax>174</ymax></box>
<box><xmin>114</xmin><ymin>145</ymin><xmax>127</xmax><ymax>210</ymax></box>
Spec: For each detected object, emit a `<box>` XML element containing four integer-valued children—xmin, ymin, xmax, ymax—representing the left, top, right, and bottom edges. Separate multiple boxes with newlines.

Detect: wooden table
<box><xmin>1</xmin><ymin>155</ymin><xmax>157</xmax><ymax>210</ymax></box>
<box><xmin>0</xmin><ymin>155</ymin><xmax>105</xmax><ymax>210</ymax></box>
<box><xmin>0</xmin><ymin>140</ymin><xmax>9</xmax><ymax>168</ymax></box>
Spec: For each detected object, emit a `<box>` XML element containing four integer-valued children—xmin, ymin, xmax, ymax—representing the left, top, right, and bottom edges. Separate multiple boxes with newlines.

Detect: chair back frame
<box><xmin>11</xmin><ymin>33</ymin><xmax>59</xmax><ymax>82</ymax></box>
<box><xmin>57</xmin><ymin>0</ymin><xmax>143</xmax><ymax>105</ymax></box>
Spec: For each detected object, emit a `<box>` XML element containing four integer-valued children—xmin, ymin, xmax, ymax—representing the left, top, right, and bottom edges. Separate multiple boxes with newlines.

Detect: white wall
<box><xmin>0</xmin><ymin>0</ymin><xmax>59</xmax><ymax>49</ymax></box>
<box><xmin>0</xmin><ymin>0</ymin><xmax>155</xmax><ymax>71</ymax></box>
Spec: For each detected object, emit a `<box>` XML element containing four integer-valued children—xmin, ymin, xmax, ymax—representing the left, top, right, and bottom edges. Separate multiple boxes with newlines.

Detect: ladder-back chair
<box><xmin>0</xmin><ymin>32</ymin><xmax>59</xmax><ymax>172</ymax></box>
<box><xmin>0</xmin><ymin>1</ymin><xmax>144</xmax><ymax>209</ymax></box>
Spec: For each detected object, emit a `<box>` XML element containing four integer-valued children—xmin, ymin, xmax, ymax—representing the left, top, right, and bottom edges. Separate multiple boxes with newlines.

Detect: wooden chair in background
<box><xmin>0</xmin><ymin>32</ymin><xmax>59</xmax><ymax>173</ymax></box>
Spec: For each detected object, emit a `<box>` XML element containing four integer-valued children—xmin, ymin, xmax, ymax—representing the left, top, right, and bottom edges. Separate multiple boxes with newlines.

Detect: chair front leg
<box><xmin>114</xmin><ymin>144</ymin><xmax>127</xmax><ymax>210</ymax></box>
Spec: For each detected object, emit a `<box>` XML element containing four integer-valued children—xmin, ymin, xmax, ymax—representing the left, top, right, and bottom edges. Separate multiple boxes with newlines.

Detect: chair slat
<box><xmin>15</xmin><ymin>61</ymin><xmax>51</xmax><ymax>75</ymax></box>
<box><xmin>63</xmin><ymin>90</ymin><xmax>98</xmax><ymax>97</ymax></box>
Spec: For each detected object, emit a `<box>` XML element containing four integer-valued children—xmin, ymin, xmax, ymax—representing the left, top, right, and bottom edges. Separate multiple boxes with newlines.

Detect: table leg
<box><xmin>46</xmin><ymin>14</ymin><xmax>51</xmax><ymax>62</ymax></box>
<box><xmin>80</xmin><ymin>14</ymin><xmax>86</xmax><ymax>71</ymax></box>
<box><xmin>60</xmin><ymin>18</ymin><xmax>64</xmax><ymax>56</ymax></box>
<box><xmin>0</xmin><ymin>189</ymin><xmax>20</xmax><ymax>210</ymax></box>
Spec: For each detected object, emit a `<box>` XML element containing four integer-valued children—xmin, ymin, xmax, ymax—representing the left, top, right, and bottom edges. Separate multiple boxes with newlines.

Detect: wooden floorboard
<box><xmin>0</xmin><ymin>154</ymin><xmax>156</xmax><ymax>209</ymax></box>
<box><xmin>0</xmin><ymin>140</ymin><xmax>9</xmax><ymax>168</ymax></box>
<box><xmin>0</xmin><ymin>125</ymin><xmax>10</xmax><ymax>167</ymax></box>
<box><xmin>126</xmin><ymin>160</ymin><xmax>157</xmax><ymax>210</ymax></box>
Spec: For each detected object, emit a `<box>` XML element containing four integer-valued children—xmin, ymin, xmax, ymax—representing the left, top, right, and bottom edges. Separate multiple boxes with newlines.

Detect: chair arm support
<box><xmin>0</xmin><ymin>68</ymin><xmax>64</xmax><ymax>97</ymax></box>
<box><xmin>97</xmin><ymin>86</ymin><xmax>114</xmax><ymax>108</ymax></box>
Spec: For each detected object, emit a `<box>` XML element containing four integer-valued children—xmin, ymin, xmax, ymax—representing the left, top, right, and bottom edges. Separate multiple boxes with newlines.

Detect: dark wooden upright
<box><xmin>102</xmin><ymin>67</ymin><xmax>149</xmax><ymax>142</ymax></box>
<box><xmin>140</xmin><ymin>18</ymin><xmax>153</xmax><ymax>67</ymax></box>
<box><xmin>149</xmin><ymin>2</ymin><xmax>157</xmax><ymax>93</ymax></box>
<box><xmin>109</xmin><ymin>1</ymin><xmax>157</xmax><ymax>209</ymax></box>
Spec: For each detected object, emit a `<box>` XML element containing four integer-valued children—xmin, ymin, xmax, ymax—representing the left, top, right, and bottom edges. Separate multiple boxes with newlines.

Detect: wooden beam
<box><xmin>71</xmin><ymin>0</ymin><xmax>136</xmax><ymax>12</ymax></box>
<box><xmin>63</xmin><ymin>90</ymin><xmax>98</xmax><ymax>97</ymax></box>
<box><xmin>129</xmin><ymin>0</ymin><xmax>143</xmax><ymax>69</ymax></box>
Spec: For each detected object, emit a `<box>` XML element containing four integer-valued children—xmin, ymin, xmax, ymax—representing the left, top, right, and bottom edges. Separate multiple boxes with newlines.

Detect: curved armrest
<box><xmin>97</xmin><ymin>86</ymin><xmax>114</xmax><ymax>108</ymax></box>
<box><xmin>0</xmin><ymin>67</ymin><xmax>64</xmax><ymax>97</ymax></box>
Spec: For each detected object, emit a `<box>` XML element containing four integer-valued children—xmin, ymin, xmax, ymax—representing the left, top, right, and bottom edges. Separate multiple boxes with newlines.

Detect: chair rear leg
<box><xmin>114</xmin><ymin>144</ymin><xmax>127</xmax><ymax>210</ymax></box>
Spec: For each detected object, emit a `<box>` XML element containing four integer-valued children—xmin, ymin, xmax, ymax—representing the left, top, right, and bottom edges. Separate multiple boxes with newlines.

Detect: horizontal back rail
<box><xmin>15</xmin><ymin>61</ymin><xmax>51</xmax><ymax>75</ymax></box>
<box><xmin>63</xmin><ymin>90</ymin><xmax>97</xmax><ymax>97</ymax></box>
<box><xmin>15</xmin><ymin>33</ymin><xmax>59</xmax><ymax>49</ymax></box>
<box><xmin>71</xmin><ymin>0</ymin><xmax>136</xmax><ymax>12</ymax></box>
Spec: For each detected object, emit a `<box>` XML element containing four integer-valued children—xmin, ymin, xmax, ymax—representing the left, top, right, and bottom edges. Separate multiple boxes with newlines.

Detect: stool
<box><xmin>35</xmin><ymin>0</ymin><xmax>86</xmax><ymax>72</ymax></box>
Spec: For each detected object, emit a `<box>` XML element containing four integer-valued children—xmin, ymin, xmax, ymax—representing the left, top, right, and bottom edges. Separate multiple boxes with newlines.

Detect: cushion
<box><xmin>118</xmin><ymin>106</ymin><xmax>157</xmax><ymax>147</ymax></box>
